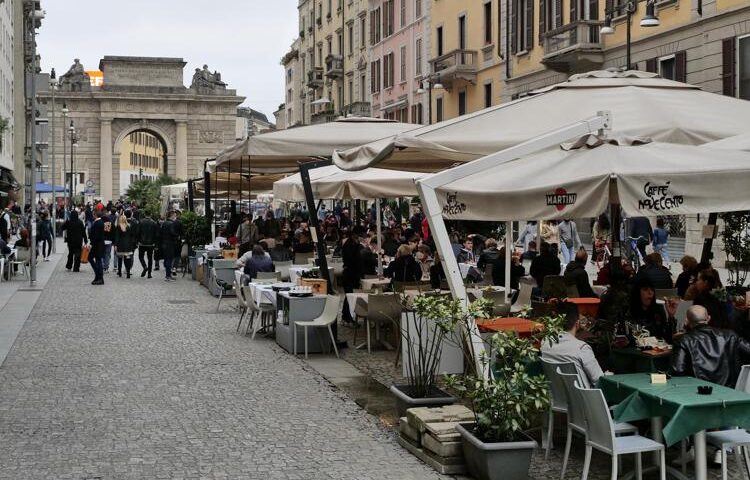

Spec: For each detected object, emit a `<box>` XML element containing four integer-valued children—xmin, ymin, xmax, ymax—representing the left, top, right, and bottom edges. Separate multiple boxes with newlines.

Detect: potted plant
<box><xmin>446</xmin><ymin>313</ymin><xmax>563</xmax><ymax>480</ymax></box>
<box><xmin>390</xmin><ymin>294</ymin><xmax>493</xmax><ymax>417</ymax></box>
<box><xmin>181</xmin><ymin>211</ymin><xmax>212</xmax><ymax>277</ymax></box>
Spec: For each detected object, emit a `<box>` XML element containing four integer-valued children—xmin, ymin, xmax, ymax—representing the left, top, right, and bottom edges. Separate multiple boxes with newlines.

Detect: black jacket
<box><xmin>634</xmin><ymin>264</ymin><xmax>673</xmax><ymax>290</ymax></box>
<box><xmin>477</xmin><ymin>247</ymin><xmax>501</xmax><ymax>271</ymax></box>
<box><xmin>114</xmin><ymin>223</ymin><xmax>137</xmax><ymax>253</ymax></box>
<box><xmin>385</xmin><ymin>255</ymin><xmax>422</xmax><ymax>282</ymax></box>
<box><xmin>530</xmin><ymin>253</ymin><xmax>561</xmax><ymax>289</ymax></box>
<box><xmin>360</xmin><ymin>249</ymin><xmax>379</xmax><ymax>276</ymax></box>
<box><xmin>89</xmin><ymin>218</ymin><xmax>106</xmax><ymax>258</ymax></box>
<box><xmin>62</xmin><ymin>216</ymin><xmax>87</xmax><ymax>251</ymax></box>
<box><xmin>491</xmin><ymin>259</ymin><xmax>525</xmax><ymax>289</ymax></box>
<box><xmin>159</xmin><ymin>219</ymin><xmax>178</xmax><ymax>258</ymax></box>
<box><xmin>137</xmin><ymin>217</ymin><xmax>159</xmax><ymax>247</ymax></box>
<box><xmin>671</xmin><ymin>324</ymin><xmax>750</xmax><ymax>387</ymax></box>
<box><xmin>675</xmin><ymin>271</ymin><xmax>693</xmax><ymax>299</ymax></box>
<box><xmin>563</xmin><ymin>261</ymin><xmax>597</xmax><ymax>298</ymax></box>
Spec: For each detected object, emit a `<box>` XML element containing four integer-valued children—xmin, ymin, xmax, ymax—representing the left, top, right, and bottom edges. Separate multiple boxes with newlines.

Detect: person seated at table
<box><xmin>634</xmin><ymin>252</ymin><xmax>673</xmax><ymax>290</ymax></box>
<box><xmin>490</xmin><ymin>246</ymin><xmax>525</xmax><ymax>296</ymax></box>
<box><xmin>415</xmin><ymin>244</ymin><xmax>434</xmax><ymax>281</ymax></box>
<box><xmin>521</xmin><ymin>240</ymin><xmax>538</xmax><ymax>261</ymax></box>
<box><xmin>382</xmin><ymin>229</ymin><xmax>400</xmax><ymax>258</ymax></box>
<box><xmin>13</xmin><ymin>228</ymin><xmax>30</xmax><ymax>248</ymax></box>
<box><xmin>293</xmin><ymin>231</ymin><xmax>315</xmax><ymax>255</ymax></box>
<box><xmin>0</xmin><ymin>236</ymin><xmax>10</xmax><ymax>255</ymax></box>
<box><xmin>531</xmin><ymin>242</ymin><xmax>561</xmax><ymax>293</ymax></box>
<box><xmin>269</xmin><ymin>238</ymin><xmax>292</xmax><ymax>262</ymax></box>
<box><xmin>685</xmin><ymin>268</ymin><xmax>730</xmax><ymax>329</ymax></box>
<box><xmin>541</xmin><ymin>302</ymin><xmax>604</xmax><ymax>388</ymax></box>
<box><xmin>675</xmin><ymin>255</ymin><xmax>698</xmax><ymax>299</ymax></box>
<box><xmin>670</xmin><ymin>305</ymin><xmax>750</xmax><ymax>387</ymax></box>
<box><xmin>242</xmin><ymin>245</ymin><xmax>275</xmax><ymax>280</ymax></box>
<box><xmin>430</xmin><ymin>251</ymin><xmax>447</xmax><ymax>290</ymax></box>
<box><xmin>385</xmin><ymin>244</ymin><xmax>422</xmax><ymax>283</ymax></box>
<box><xmin>456</xmin><ymin>237</ymin><xmax>476</xmax><ymax>264</ymax></box>
<box><xmin>476</xmin><ymin>238</ymin><xmax>501</xmax><ymax>272</ymax></box>
<box><xmin>630</xmin><ymin>278</ymin><xmax>675</xmax><ymax>342</ymax></box>
<box><xmin>563</xmin><ymin>248</ymin><xmax>597</xmax><ymax>298</ymax></box>
<box><xmin>235</xmin><ymin>241</ymin><xmax>271</xmax><ymax>268</ymax></box>
<box><xmin>360</xmin><ymin>237</ymin><xmax>379</xmax><ymax>277</ymax></box>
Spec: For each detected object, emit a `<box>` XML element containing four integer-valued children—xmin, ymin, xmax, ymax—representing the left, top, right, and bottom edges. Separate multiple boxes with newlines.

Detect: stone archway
<box><xmin>112</xmin><ymin>120</ymin><xmax>177</xmax><ymax>198</ymax></box>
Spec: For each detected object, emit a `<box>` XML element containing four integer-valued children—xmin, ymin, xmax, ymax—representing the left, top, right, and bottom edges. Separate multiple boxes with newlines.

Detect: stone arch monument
<box><xmin>40</xmin><ymin>56</ymin><xmax>244</xmax><ymax>201</ymax></box>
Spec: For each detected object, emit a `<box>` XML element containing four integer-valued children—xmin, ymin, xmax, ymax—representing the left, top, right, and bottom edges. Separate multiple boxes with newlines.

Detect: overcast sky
<box><xmin>37</xmin><ymin>0</ymin><xmax>298</xmax><ymax>121</ymax></box>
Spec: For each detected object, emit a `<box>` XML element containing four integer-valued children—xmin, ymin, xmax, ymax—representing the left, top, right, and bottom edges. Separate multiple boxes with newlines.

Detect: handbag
<box><xmin>80</xmin><ymin>245</ymin><xmax>90</xmax><ymax>264</ymax></box>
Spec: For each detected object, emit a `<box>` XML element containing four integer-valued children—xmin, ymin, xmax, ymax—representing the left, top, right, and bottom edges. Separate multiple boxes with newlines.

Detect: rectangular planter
<box><xmin>456</xmin><ymin>423</ymin><xmax>537</xmax><ymax>480</ymax></box>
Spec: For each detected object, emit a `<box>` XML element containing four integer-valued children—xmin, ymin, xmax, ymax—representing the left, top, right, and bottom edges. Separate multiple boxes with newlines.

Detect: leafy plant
<box><xmin>397</xmin><ymin>295</ymin><xmax>494</xmax><ymax>398</ymax></box>
<box><xmin>719</xmin><ymin>211</ymin><xmax>750</xmax><ymax>289</ymax></box>
<box><xmin>446</xmin><ymin>313</ymin><xmax>564</xmax><ymax>443</ymax></box>
<box><xmin>181</xmin><ymin>211</ymin><xmax>212</xmax><ymax>251</ymax></box>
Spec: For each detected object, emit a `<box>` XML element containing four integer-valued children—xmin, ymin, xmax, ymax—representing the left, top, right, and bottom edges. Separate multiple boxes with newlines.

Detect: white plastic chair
<box><xmin>511</xmin><ymin>282</ymin><xmax>533</xmax><ymax>313</ymax></box>
<box><xmin>577</xmin><ymin>384</ymin><xmax>666</xmax><ymax>480</ymax></box>
<box><xmin>557</xmin><ymin>370</ymin><xmax>638</xmax><ymax>480</ymax></box>
<box><xmin>541</xmin><ymin>359</ymin><xmax>578</xmax><ymax>459</ymax></box>
<box><xmin>243</xmin><ymin>285</ymin><xmax>276</xmax><ymax>339</ymax></box>
<box><xmin>293</xmin><ymin>295</ymin><xmax>340</xmax><ymax>359</ymax></box>
<box><xmin>705</xmin><ymin>365</ymin><xmax>750</xmax><ymax>480</ymax></box>
<box><xmin>235</xmin><ymin>280</ymin><xmax>249</xmax><ymax>332</ymax></box>
<box><xmin>9</xmin><ymin>247</ymin><xmax>30</xmax><ymax>280</ymax></box>
<box><xmin>212</xmin><ymin>267</ymin><xmax>234</xmax><ymax>312</ymax></box>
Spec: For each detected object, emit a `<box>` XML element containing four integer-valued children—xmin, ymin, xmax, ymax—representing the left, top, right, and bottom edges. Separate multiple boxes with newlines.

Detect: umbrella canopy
<box><xmin>334</xmin><ymin>70</ymin><xmax>750</xmax><ymax>172</ymax></box>
<box><xmin>35</xmin><ymin>182</ymin><xmax>68</xmax><ymax>194</ymax></box>
<box><xmin>704</xmin><ymin>132</ymin><xmax>750</xmax><ymax>151</ymax></box>
<box><xmin>431</xmin><ymin>135</ymin><xmax>750</xmax><ymax>222</ymax></box>
<box><xmin>211</xmin><ymin>117</ymin><xmax>419</xmax><ymax>174</ymax></box>
<box><xmin>273</xmin><ymin>165</ymin><xmax>426</xmax><ymax>202</ymax></box>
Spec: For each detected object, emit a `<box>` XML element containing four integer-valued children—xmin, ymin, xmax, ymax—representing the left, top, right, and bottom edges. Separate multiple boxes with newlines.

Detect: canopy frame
<box><xmin>416</xmin><ymin>111</ymin><xmax>612</xmax><ymax>376</ymax></box>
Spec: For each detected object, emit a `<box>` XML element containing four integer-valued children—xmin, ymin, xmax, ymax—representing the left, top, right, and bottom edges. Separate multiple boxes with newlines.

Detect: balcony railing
<box><xmin>429</xmin><ymin>49</ymin><xmax>478</xmax><ymax>87</ymax></box>
<box><xmin>542</xmin><ymin>20</ymin><xmax>604</xmax><ymax>72</ymax></box>
<box><xmin>307</xmin><ymin>67</ymin><xmax>324</xmax><ymax>89</ymax></box>
<box><xmin>311</xmin><ymin>111</ymin><xmax>339</xmax><ymax>124</ymax></box>
<box><xmin>343</xmin><ymin>101</ymin><xmax>371</xmax><ymax>117</ymax></box>
<box><xmin>325</xmin><ymin>54</ymin><xmax>344</xmax><ymax>79</ymax></box>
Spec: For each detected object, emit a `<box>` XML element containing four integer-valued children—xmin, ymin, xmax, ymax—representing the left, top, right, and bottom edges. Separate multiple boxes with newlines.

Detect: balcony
<box><xmin>325</xmin><ymin>54</ymin><xmax>344</xmax><ymax>79</ymax></box>
<box><xmin>343</xmin><ymin>101</ymin><xmax>371</xmax><ymax>117</ymax></box>
<box><xmin>307</xmin><ymin>67</ymin><xmax>324</xmax><ymax>89</ymax></box>
<box><xmin>542</xmin><ymin>21</ymin><xmax>604</xmax><ymax>73</ymax></box>
<box><xmin>311</xmin><ymin>111</ymin><xmax>339</xmax><ymax>124</ymax></box>
<box><xmin>429</xmin><ymin>49</ymin><xmax>478</xmax><ymax>88</ymax></box>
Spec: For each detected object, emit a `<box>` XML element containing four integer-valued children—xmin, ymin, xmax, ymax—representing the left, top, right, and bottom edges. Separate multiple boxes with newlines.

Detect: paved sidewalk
<box><xmin>0</xmin><ymin>258</ymin><xmax>442</xmax><ymax>480</ymax></box>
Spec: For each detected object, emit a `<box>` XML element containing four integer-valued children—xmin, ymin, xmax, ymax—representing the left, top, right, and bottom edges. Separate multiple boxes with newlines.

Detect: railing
<box><xmin>343</xmin><ymin>101</ymin><xmax>371</xmax><ymax>117</ymax></box>
<box><xmin>429</xmin><ymin>49</ymin><xmax>478</xmax><ymax>76</ymax></box>
<box><xmin>311</xmin><ymin>111</ymin><xmax>338</xmax><ymax>124</ymax></box>
<box><xmin>325</xmin><ymin>54</ymin><xmax>344</xmax><ymax>78</ymax></box>
<box><xmin>307</xmin><ymin>67</ymin><xmax>324</xmax><ymax>88</ymax></box>
<box><xmin>543</xmin><ymin>20</ymin><xmax>603</xmax><ymax>57</ymax></box>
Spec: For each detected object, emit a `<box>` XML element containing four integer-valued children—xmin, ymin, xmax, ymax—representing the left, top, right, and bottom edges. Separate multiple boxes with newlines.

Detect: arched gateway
<box><xmin>39</xmin><ymin>56</ymin><xmax>244</xmax><ymax>201</ymax></box>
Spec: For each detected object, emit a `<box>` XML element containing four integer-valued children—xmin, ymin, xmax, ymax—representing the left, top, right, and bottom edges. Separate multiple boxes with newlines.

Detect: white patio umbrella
<box><xmin>211</xmin><ymin>117</ymin><xmax>419</xmax><ymax>174</ymax></box>
<box><xmin>703</xmin><ymin>132</ymin><xmax>750</xmax><ymax>152</ymax></box>
<box><xmin>334</xmin><ymin>70</ymin><xmax>750</xmax><ymax>172</ymax></box>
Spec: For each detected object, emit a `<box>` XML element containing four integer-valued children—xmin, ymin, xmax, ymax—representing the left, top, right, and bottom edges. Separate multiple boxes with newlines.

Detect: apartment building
<box><xmin>503</xmin><ymin>0</ymin><xmax>750</xmax><ymax>100</ymax></box>
<box><xmin>296</xmin><ymin>0</ymin><xmax>371</xmax><ymax>125</ymax></box>
<box><xmin>119</xmin><ymin>131</ymin><xmax>164</xmax><ymax>194</ymax></box>
<box><xmin>427</xmin><ymin>0</ymin><xmax>505</xmax><ymax>122</ymax></box>
<box><xmin>280</xmin><ymin>38</ymin><xmax>302</xmax><ymax>129</ymax></box>
<box><xmin>369</xmin><ymin>0</ymin><xmax>431</xmax><ymax>123</ymax></box>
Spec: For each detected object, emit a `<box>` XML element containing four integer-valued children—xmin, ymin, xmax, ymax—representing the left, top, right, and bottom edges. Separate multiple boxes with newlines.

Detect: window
<box><xmin>360</xmin><ymin>74</ymin><xmax>367</xmax><ymax>101</ymax></box>
<box><xmin>348</xmin><ymin>25</ymin><xmax>354</xmax><ymax>55</ymax></box>
<box><xmin>436</xmin><ymin>97</ymin><xmax>444</xmax><ymax>122</ymax></box>
<box><xmin>371</xmin><ymin>59</ymin><xmax>381</xmax><ymax>93</ymax></box>
<box><xmin>383</xmin><ymin>52</ymin><xmax>395</xmax><ymax>88</ymax></box>
<box><xmin>383</xmin><ymin>0</ymin><xmax>394</xmax><ymax>37</ymax></box>
<box><xmin>360</xmin><ymin>16</ymin><xmax>366</xmax><ymax>48</ymax></box>
<box><xmin>400</xmin><ymin>45</ymin><xmax>407</xmax><ymax>82</ymax></box>
<box><xmin>484</xmin><ymin>2</ymin><xmax>493</xmax><ymax>45</ymax></box>
<box><xmin>327</xmin><ymin>38</ymin><xmax>332</xmax><ymax>56</ymax></box>
<box><xmin>740</xmin><ymin>35</ymin><xmax>750</xmax><ymax>100</ymax></box>
<box><xmin>401</xmin><ymin>0</ymin><xmax>407</xmax><ymax>27</ymax></box>
<box><xmin>484</xmin><ymin>82</ymin><xmax>493</xmax><ymax>108</ymax></box>
<box><xmin>415</xmin><ymin>0</ymin><xmax>422</xmax><ymax>18</ymax></box>
<box><xmin>512</xmin><ymin>0</ymin><xmax>533</xmax><ymax>53</ymax></box>
<box><xmin>338</xmin><ymin>32</ymin><xmax>343</xmax><ymax>54</ymax></box>
<box><xmin>370</xmin><ymin>8</ymin><xmax>381</xmax><ymax>44</ymax></box>
<box><xmin>458</xmin><ymin>15</ymin><xmax>467</xmax><ymax>50</ymax></box>
<box><xmin>436</xmin><ymin>26</ymin><xmax>444</xmax><ymax>56</ymax></box>
<box><xmin>348</xmin><ymin>80</ymin><xmax>353</xmax><ymax>105</ymax></box>
<box><xmin>658</xmin><ymin>55</ymin><xmax>676</xmax><ymax>81</ymax></box>
<box><xmin>415</xmin><ymin>38</ymin><xmax>423</xmax><ymax>76</ymax></box>
<box><xmin>458</xmin><ymin>90</ymin><xmax>467</xmax><ymax>116</ymax></box>
<box><xmin>327</xmin><ymin>0</ymin><xmax>332</xmax><ymax>17</ymax></box>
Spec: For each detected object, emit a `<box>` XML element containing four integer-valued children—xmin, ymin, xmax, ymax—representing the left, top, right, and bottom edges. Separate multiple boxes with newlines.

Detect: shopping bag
<box><xmin>80</xmin><ymin>245</ymin><xmax>90</xmax><ymax>264</ymax></box>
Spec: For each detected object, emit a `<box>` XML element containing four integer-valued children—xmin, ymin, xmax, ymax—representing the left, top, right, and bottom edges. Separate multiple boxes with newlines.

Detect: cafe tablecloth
<box><xmin>599</xmin><ymin>373</ymin><xmax>750</xmax><ymax>446</ymax></box>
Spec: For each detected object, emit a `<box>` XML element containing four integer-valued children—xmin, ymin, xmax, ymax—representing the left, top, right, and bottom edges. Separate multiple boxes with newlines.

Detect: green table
<box><xmin>609</xmin><ymin>348</ymin><xmax>672</xmax><ymax>374</ymax></box>
<box><xmin>600</xmin><ymin>373</ymin><xmax>750</xmax><ymax>480</ymax></box>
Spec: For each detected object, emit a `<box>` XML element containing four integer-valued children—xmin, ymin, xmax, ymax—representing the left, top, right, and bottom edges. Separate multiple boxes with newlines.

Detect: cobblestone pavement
<box><xmin>0</xmin><ymin>259</ymin><xmax>444</xmax><ymax>480</ymax></box>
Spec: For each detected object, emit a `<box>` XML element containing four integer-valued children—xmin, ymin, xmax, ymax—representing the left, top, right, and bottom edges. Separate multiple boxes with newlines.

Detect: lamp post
<box><xmin>68</xmin><ymin>121</ymin><xmax>78</xmax><ymax>202</ymax></box>
<box><xmin>416</xmin><ymin>75</ymin><xmax>444</xmax><ymax>125</ymax></box>
<box><xmin>61</xmin><ymin>103</ymin><xmax>68</xmax><ymax>215</ymax></box>
<box><xmin>49</xmin><ymin>68</ymin><xmax>56</xmax><ymax>252</ymax></box>
<box><xmin>600</xmin><ymin>0</ymin><xmax>660</xmax><ymax>70</ymax></box>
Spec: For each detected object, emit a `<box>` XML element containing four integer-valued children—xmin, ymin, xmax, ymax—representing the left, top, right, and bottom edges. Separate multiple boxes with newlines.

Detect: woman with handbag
<box><xmin>61</xmin><ymin>208</ymin><xmax>88</xmax><ymax>272</ymax></box>
<box><xmin>114</xmin><ymin>211</ymin><xmax>136</xmax><ymax>278</ymax></box>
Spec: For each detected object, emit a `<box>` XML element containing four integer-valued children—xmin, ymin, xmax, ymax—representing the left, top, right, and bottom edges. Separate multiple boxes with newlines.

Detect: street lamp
<box><xmin>49</xmin><ymin>68</ymin><xmax>57</xmax><ymax>251</ymax></box>
<box><xmin>68</xmin><ymin>120</ymin><xmax>77</xmax><ymax>202</ymax></box>
<box><xmin>416</xmin><ymin>76</ymin><xmax>444</xmax><ymax>125</ymax></box>
<box><xmin>61</xmin><ymin>102</ymin><xmax>69</xmax><ymax>214</ymax></box>
<box><xmin>600</xmin><ymin>0</ymin><xmax>660</xmax><ymax>70</ymax></box>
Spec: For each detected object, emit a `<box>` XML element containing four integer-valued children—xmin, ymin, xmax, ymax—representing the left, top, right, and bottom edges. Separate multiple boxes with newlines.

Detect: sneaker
<box><xmin>43</xmin><ymin>258</ymin><xmax>49</xmax><ymax>262</ymax></box>
<box><xmin>141</xmin><ymin>270</ymin><xmax>147</xmax><ymax>278</ymax></box>
<box><xmin>147</xmin><ymin>273</ymin><xmax>152</xmax><ymax>279</ymax></box>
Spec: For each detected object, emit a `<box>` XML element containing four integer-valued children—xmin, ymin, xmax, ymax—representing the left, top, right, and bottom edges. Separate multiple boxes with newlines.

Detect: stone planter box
<box><xmin>456</xmin><ymin>422</ymin><xmax>537</xmax><ymax>480</ymax></box>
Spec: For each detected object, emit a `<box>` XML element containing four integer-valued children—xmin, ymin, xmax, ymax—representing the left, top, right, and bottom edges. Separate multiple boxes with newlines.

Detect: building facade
<box><xmin>369</xmin><ymin>0</ymin><xmax>431</xmax><ymax>123</ymax></box>
<box><xmin>280</xmin><ymin>38</ymin><xmax>302</xmax><ymax>129</ymax></box>
<box><xmin>9</xmin><ymin>0</ymin><xmax>25</xmax><ymax>204</ymax></box>
<box><xmin>119</xmin><ymin>131</ymin><xmax>165</xmax><ymax>194</ymax></box>
<box><xmin>237</xmin><ymin>106</ymin><xmax>275</xmax><ymax>137</ymax></box>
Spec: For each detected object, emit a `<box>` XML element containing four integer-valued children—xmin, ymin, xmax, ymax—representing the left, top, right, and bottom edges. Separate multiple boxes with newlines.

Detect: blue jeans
<box><xmin>561</xmin><ymin>244</ymin><xmax>576</xmax><ymax>264</ymax></box>
<box><xmin>654</xmin><ymin>243</ymin><xmax>670</xmax><ymax>263</ymax></box>
<box><xmin>90</xmin><ymin>255</ymin><xmax>103</xmax><ymax>281</ymax></box>
<box><xmin>163</xmin><ymin>257</ymin><xmax>174</xmax><ymax>278</ymax></box>
<box><xmin>103</xmin><ymin>243</ymin><xmax>112</xmax><ymax>270</ymax></box>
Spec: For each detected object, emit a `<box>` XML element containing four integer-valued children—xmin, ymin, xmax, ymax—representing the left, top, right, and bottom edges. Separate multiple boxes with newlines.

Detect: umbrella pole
<box><xmin>376</xmin><ymin>199</ymin><xmax>383</xmax><ymax>276</ymax></box>
<box><xmin>187</xmin><ymin>180</ymin><xmax>194</xmax><ymax>212</ymax></box>
<box><xmin>700</xmin><ymin>213</ymin><xmax>718</xmax><ymax>265</ymax></box>
<box><xmin>298</xmin><ymin>158</ymin><xmax>335</xmax><ymax>294</ymax></box>
<box><xmin>505</xmin><ymin>221</ymin><xmax>512</xmax><ymax>305</ymax></box>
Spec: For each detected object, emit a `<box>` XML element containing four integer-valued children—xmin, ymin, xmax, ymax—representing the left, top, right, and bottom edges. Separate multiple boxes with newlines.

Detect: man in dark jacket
<box><xmin>102</xmin><ymin>209</ymin><xmax>116</xmax><ymax>273</ymax></box>
<box><xmin>530</xmin><ymin>242</ymin><xmax>561</xmax><ymax>292</ymax></box>
<box><xmin>671</xmin><ymin>305</ymin><xmax>750</xmax><ymax>387</ymax></box>
<box><xmin>340</xmin><ymin>231</ymin><xmax>364</xmax><ymax>323</ymax></box>
<box><xmin>491</xmin><ymin>247</ymin><xmax>525</xmax><ymax>292</ymax></box>
<box><xmin>62</xmin><ymin>209</ymin><xmax>88</xmax><ymax>272</ymax></box>
<box><xmin>88</xmin><ymin>210</ymin><xmax>106</xmax><ymax>285</ymax></box>
<box><xmin>628</xmin><ymin>216</ymin><xmax>653</xmax><ymax>259</ymax></box>
<box><xmin>137</xmin><ymin>212</ymin><xmax>159</xmax><ymax>278</ymax></box>
<box><xmin>159</xmin><ymin>211</ymin><xmax>178</xmax><ymax>281</ymax></box>
<box><xmin>563</xmin><ymin>248</ymin><xmax>597</xmax><ymax>298</ymax></box>
<box><xmin>634</xmin><ymin>252</ymin><xmax>673</xmax><ymax>290</ymax></box>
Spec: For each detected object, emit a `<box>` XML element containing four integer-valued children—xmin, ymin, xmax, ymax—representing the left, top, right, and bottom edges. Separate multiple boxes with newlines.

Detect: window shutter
<box><xmin>526</xmin><ymin>0</ymin><xmax>534</xmax><ymax>51</ymax></box>
<box><xmin>675</xmin><ymin>50</ymin><xmax>687</xmax><ymax>83</ymax></box>
<box><xmin>539</xmin><ymin>0</ymin><xmax>546</xmax><ymax>44</ymax></box>
<box><xmin>510</xmin><ymin>0</ymin><xmax>518</xmax><ymax>53</ymax></box>
<box><xmin>645</xmin><ymin>57</ymin><xmax>657</xmax><ymax>73</ymax></box>
<box><xmin>555</xmin><ymin>0</ymin><xmax>562</xmax><ymax>27</ymax></box>
<box><xmin>570</xmin><ymin>0</ymin><xmax>578</xmax><ymax>22</ymax></box>
<box><xmin>722</xmin><ymin>37</ymin><xmax>736</xmax><ymax>97</ymax></box>
<box><xmin>589</xmin><ymin>0</ymin><xmax>598</xmax><ymax>19</ymax></box>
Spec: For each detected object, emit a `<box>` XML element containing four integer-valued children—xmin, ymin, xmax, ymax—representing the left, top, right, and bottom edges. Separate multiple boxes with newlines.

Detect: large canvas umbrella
<box><xmin>334</xmin><ymin>70</ymin><xmax>750</xmax><ymax>172</ymax></box>
<box><xmin>704</xmin><ymin>132</ymin><xmax>750</xmax><ymax>152</ymax></box>
<box><xmin>273</xmin><ymin>165</ymin><xmax>425</xmax><ymax>202</ymax></box>
<box><xmin>211</xmin><ymin>117</ymin><xmax>419</xmax><ymax>174</ymax></box>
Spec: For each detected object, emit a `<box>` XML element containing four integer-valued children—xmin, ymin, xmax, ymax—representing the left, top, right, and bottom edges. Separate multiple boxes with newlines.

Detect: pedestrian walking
<box><xmin>89</xmin><ymin>210</ymin><xmax>106</xmax><ymax>285</ymax></box>
<box><xmin>37</xmin><ymin>211</ymin><xmax>53</xmax><ymax>261</ymax></box>
<box><xmin>137</xmin><ymin>212</ymin><xmax>158</xmax><ymax>278</ymax></box>
<box><xmin>102</xmin><ymin>209</ymin><xmax>115</xmax><ymax>273</ymax></box>
<box><xmin>114</xmin><ymin>212</ymin><xmax>136</xmax><ymax>278</ymax></box>
<box><xmin>558</xmin><ymin>219</ymin><xmax>582</xmax><ymax>265</ymax></box>
<box><xmin>653</xmin><ymin>218</ymin><xmax>670</xmax><ymax>265</ymax></box>
<box><xmin>62</xmin><ymin>208</ymin><xmax>87</xmax><ymax>272</ymax></box>
<box><xmin>159</xmin><ymin>210</ymin><xmax>178</xmax><ymax>281</ymax></box>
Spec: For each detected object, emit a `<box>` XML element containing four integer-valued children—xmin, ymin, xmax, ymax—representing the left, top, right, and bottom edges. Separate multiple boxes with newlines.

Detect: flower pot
<box><xmin>390</xmin><ymin>384</ymin><xmax>456</xmax><ymax>418</ymax></box>
<box><xmin>456</xmin><ymin>423</ymin><xmax>537</xmax><ymax>480</ymax></box>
